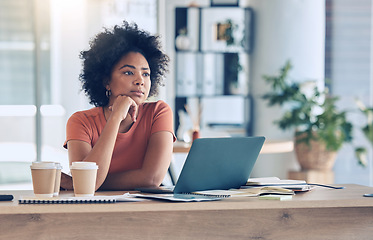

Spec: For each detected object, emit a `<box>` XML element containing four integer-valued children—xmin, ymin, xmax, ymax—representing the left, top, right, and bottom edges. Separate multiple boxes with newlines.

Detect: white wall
<box><xmin>244</xmin><ymin>0</ymin><xmax>326</xmax><ymax>178</ymax></box>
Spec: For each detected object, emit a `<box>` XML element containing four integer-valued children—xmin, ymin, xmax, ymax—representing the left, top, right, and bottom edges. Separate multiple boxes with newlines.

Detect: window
<box><xmin>326</xmin><ymin>0</ymin><xmax>373</xmax><ymax>186</ymax></box>
<box><xmin>0</xmin><ymin>0</ymin><xmax>158</xmax><ymax>189</ymax></box>
<box><xmin>0</xmin><ymin>0</ymin><xmax>51</xmax><ymax>105</ymax></box>
<box><xmin>0</xmin><ymin>0</ymin><xmax>52</xmax><ymax>189</ymax></box>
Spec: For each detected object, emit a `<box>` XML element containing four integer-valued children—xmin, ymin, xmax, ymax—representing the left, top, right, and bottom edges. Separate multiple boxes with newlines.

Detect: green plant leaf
<box><xmin>262</xmin><ymin>60</ymin><xmax>358</xmax><ymax>163</ymax></box>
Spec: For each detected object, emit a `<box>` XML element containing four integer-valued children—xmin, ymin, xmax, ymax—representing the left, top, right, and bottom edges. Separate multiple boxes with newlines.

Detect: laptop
<box><xmin>137</xmin><ymin>136</ymin><xmax>265</xmax><ymax>194</ymax></box>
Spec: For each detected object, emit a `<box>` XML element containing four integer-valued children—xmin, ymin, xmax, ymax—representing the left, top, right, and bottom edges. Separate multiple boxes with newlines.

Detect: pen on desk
<box><xmin>308</xmin><ymin>183</ymin><xmax>345</xmax><ymax>189</ymax></box>
<box><xmin>0</xmin><ymin>194</ymin><xmax>14</xmax><ymax>201</ymax></box>
<box><xmin>245</xmin><ymin>183</ymin><xmax>345</xmax><ymax>189</ymax></box>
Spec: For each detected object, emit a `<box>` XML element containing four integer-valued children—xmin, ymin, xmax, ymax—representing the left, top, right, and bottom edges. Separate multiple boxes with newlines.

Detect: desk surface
<box><xmin>1</xmin><ymin>184</ymin><xmax>373</xmax><ymax>239</ymax></box>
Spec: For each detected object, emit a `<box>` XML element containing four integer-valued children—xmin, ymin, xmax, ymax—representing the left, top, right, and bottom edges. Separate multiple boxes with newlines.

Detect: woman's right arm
<box><xmin>66</xmin><ymin>95</ymin><xmax>138</xmax><ymax>190</ymax></box>
<box><xmin>67</xmin><ymin>111</ymin><xmax>121</xmax><ymax>190</ymax></box>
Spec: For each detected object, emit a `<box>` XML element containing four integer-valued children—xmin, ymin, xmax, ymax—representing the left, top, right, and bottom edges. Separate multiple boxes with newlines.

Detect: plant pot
<box><xmin>294</xmin><ymin>134</ymin><xmax>337</xmax><ymax>170</ymax></box>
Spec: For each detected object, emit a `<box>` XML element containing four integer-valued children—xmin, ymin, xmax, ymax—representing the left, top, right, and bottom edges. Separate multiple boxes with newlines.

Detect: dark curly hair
<box><xmin>79</xmin><ymin>21</ymin><xmax>170</xmax><ymax>107</ymax></box>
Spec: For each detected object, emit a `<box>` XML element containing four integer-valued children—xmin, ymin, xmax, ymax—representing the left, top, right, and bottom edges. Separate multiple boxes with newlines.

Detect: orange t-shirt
<box><xmin>64</xmin><ymin>100</ymin><xmax>176</xmax><ymax>174</ymax></box>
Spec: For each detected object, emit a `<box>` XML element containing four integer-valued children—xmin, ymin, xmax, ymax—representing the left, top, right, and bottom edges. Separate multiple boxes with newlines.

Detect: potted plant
<box><xmin>354</xmin><ymin>99</ymin><xmax>373</xmax><ymax>166</ymax></box>
<box><xmin>262</xmin><ymin>61</ymin><xmax>358</xmax><ymax>170</ymax></box>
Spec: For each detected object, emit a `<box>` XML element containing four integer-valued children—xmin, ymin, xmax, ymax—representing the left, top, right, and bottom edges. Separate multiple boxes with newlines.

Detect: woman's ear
<box><xmin>103</xmin><ymin>78</ymin><xmax>110</xmax><ymax>90</ymax></box>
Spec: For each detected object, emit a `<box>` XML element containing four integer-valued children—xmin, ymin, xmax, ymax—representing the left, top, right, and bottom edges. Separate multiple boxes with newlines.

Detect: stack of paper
<box><xmin>243</xmin><ymin>177</ymin><xmax>313</xmax><ymax>192</ymax></box>
<box><xmin>192</xmin><ymin>186</ymin><xmax>294</xmax><ymax>198</ymax></box>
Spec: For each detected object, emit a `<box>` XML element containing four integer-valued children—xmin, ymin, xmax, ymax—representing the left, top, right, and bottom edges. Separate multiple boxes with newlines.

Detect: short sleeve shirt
<box><xmin>64</xmin><ymin>100</ymin><xmax>175</xmax><ymax>174</ymax></box>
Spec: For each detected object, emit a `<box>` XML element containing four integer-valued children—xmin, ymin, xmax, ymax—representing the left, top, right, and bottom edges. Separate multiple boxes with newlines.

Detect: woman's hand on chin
<box><xmin>109</xmin><ymin>95</ymin><xmax>138</xmax><ymax>123</ymax></box>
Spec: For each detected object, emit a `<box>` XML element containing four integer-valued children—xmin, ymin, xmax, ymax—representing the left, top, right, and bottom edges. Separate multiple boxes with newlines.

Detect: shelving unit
<box><xmin>173</xmin><ymin>6</ymin><xmax>254</xmax><ymax>139</ymax></box>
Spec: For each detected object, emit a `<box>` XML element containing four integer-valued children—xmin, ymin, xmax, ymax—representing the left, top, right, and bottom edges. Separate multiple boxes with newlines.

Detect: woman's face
<box><xmin>106</xmin><ymin>51</ymin><xmax>151</xmax><ymax>105</ymax></box>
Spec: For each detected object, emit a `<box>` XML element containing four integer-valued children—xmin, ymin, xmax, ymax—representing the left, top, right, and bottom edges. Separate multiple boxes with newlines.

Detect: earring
<box><xmin>106</xmin><ymin>89</ymin><xmax>111</xmax><ymax>98</ymax></box>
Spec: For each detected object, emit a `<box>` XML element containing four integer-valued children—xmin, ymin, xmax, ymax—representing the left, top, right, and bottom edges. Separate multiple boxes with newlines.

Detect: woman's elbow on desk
<box><xmin>99</xmin><ymin>170</ymin><xmax>164</xmax><ymax>190</ymax></box>
<box><xmin>126</xmin><ymin>171</ymin><xmax>165</xmax><ymax>188</ymax></box>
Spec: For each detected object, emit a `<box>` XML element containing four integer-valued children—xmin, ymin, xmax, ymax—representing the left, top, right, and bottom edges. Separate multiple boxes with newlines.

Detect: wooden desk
<box><xmin>174</xmin><ymin>140</ymin><xmax>294</xmax><ymax>154</ymax></box>
<box><xmin>1</xmin><ymin>184</ymin><xmax>373</xmax><ymax>239</ymax></box>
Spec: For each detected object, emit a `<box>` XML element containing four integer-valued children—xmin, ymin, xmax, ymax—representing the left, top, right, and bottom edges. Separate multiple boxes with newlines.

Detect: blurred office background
<box><xmin>0</xmin><ymin>0</ymin><xmax>372</xmax><ymax>189</ymax></box>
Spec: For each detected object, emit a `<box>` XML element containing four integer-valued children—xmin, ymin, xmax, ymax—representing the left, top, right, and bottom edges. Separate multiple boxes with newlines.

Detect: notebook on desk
<box><xmin>137</xmin><ymin>136</ymin><xmax>265</xmax><ymax>194</ymax></box>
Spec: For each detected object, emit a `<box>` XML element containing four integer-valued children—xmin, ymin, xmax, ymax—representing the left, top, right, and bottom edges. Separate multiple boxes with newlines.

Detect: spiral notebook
<box><xmin>18</xmin><ymin>193</ymin><xmax>142</xmax><ymax>204</ymax></box>
<box><xmin>131</xmin><ymin>193</ymin><xmax>227</xmax><ymax>202</ymax></box>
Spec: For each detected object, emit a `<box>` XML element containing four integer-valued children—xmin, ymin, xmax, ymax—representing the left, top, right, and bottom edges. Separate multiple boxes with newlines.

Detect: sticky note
<box><xmin>259</xmin><ymin>194</ymin><xmax>293</xmax><ymax>201</ymax></box>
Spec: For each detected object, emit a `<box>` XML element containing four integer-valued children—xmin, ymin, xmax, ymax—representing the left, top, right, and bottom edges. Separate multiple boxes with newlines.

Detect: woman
<box><xmin>61</xmin><ymin>21</ymin><xmax>175</xmax><ymax>191</ymax></box>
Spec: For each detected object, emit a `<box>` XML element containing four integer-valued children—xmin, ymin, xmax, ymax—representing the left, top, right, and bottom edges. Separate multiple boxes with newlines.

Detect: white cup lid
<box><xmin>55</xmin><ymin>162</ymin><xmax>63</xmax><ymax>169</ymax></box>
<box><xmin>70</xmin><ymin>162</ymin><xmax>98</xmax><ymax>170</ymax></box>
<box><xmin>39</xmin><ymin>161</ymin><xmax>63</xmax><ymax>169</ymax></box>
<box><xmin>30</xmin><ymin>161</ymin><xmax>57</xmax><ymax>169</ymax></box>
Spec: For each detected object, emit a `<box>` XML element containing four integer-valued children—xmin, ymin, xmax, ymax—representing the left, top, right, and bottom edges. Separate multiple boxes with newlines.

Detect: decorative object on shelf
<box><xmin>188</xmin><ymin>1</ymin><xmax>200</xmax><ymax>8</ymax></box>
<box><xmin>354</xmin><ymin>99</ymin><xmax>373</xmax><ymax>166</ymax></box>
<box><xmin>184</xmin><ymin>103</ymin><xmax>202</xmax><ymax>142</ymax></box>
<box><xmin>176</xmin><ymin>109</ymin><xmax>189</xmax><ymax>142</ymax></box>
<box><xmin>224</xmin><ymin>53</ymin><xmax>242</xmax><ymax>95</ymax></box>
<box><xmin>192</xmin><ymin>130</ymin><xmax>200</xmax><ymax>141</ymax></box>
<box><xmin>211</xmin><ymin>0</ymin><xmax>239</xmax><ymax>7</ymax></box>
<box><xmin>216</xmin><ymin>19</ymin><xmax>237</xmax><ymax>46</ymax></box>
<box><xmin>262</xmin><ymin>61</ymin><xmax>362</xmax><ymax>170</ymax></box>
<box><xmin>175</xmin><ymin>7</ymin><xmax>200</xmax><ymax>52</ymax></box>
<box><xmin>175</xmin><ymin>27</ymin><xmax>191</xmax><ymax>51</ymax></box>
<box><xmin>201</xmin><ymin>7</ymin><xmax>248</xmax><ymax>52</ymax></box>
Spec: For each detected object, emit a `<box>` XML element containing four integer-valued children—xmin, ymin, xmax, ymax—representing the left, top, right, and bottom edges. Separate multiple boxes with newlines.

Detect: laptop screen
<box><xmin>173</xmin><ymin>136</ymin><xmax>265</xmax><ymax>194</ymax></box>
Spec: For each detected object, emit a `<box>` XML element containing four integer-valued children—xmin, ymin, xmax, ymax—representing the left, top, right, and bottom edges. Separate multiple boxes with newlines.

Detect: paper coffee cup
<box><xmin>54</xmin><ymin>162</ymin><xmax>62</xmax><ymax>196</ymax></box>
<box><xmin>30</xmin><ymin>162</ymin><xmax>57</xmax><ymax>198</ymax></box>
<box><xmin>40</xmin><ymin>162</ymin><xmax>63</xmax><ymax>197</ymax></box>
<box><xmin>70</xmin><ymin>162</ymin><xmax>98</xmax><ymax>197</ymax></box>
